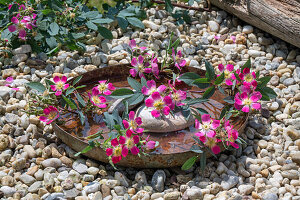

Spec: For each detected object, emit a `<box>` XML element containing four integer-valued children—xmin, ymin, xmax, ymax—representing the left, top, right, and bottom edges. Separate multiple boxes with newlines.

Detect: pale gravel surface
<box><xmin>0</xmin><ymin>3</ymin><xmax>300</xmax><ymax>200</ymax></box>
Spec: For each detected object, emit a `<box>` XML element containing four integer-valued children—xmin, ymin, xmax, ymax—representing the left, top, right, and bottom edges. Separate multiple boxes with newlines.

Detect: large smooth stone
<box><xmin>108</xmin><ymin>98</ymin><xmax>138</xmax><ymax>114</ymax></box>
<box><xmin>136</xmin><ymin>105</ymin><xmax>195</xmax><ymax>133</ymax></box>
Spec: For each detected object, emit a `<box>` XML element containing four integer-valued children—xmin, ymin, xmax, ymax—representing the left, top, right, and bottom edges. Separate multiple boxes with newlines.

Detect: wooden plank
<box><xmin>210</xmin><ymin>0</ymin><xmax>300</xmax><ymax>48</ymax></box>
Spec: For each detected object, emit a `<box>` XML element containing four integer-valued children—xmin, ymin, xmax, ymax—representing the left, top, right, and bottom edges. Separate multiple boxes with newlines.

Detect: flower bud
<box><xmin>70</xmin><ymin>13</ymin><xmax>76</xmax><ymax>18</ymax></box>
<box><xmin>43</xmin><ymin>90</ymin><xmax>49</xmax><ymax>96</ymax></box>
<box><xmin>27</xmin><ymin>7</ymin><xmax>34</xmax><ymax>12</ymax></box>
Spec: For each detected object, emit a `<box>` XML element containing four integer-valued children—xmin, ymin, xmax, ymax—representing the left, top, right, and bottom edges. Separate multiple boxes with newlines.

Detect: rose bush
<box><xmin>0</xmin><ymin>0</ymin><xmax>146</xmax><ymax>54</ymax></box>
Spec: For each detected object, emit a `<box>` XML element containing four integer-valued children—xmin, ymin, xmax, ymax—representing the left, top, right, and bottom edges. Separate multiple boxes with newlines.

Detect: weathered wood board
<box><xmin>210</xmin><ymin>0</ymin><xmax>300</xmax><ymax>48</ymax></box>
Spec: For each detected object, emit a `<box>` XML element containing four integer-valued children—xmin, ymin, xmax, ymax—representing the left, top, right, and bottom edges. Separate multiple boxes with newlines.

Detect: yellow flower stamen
<box><xmin>243</xmin><ymin>98</ymin><xmax>252</xmax><ymax>106</ymax></box>
<box><xmin>126</xmin><ymin>139</ymin><xmax>134</xmax><ymax>149</ymax></box>
<box><xmin>129</xmin><ymin>120</ymin><xmax>137</xmax><ymax>129</ymax></box>
<box><xmin>56</xmin><ymin>81</ymin><xmax>64</xmax><ymax>90</ymax></box>
<box><xmin>92</xmin><ymin>96</ymin><xmax>100</xmax><ymax>104</ymax></box>
<box><xmin>153</xmin><ymin>100</ymin><xmax>164</xmax><ymax>110</ymax></box>
<box><xmin>245</xmin><ymin>74</ymin><xmax>253</xmax><ymax>82</ymax></box>
<box><xmin>98</xmin><ymin>83</ymin><xmax>107</xmax><ymax>92</ymax></box>
<box><xmin>113</xmin><ymin>146</ymin><xmax>122</xmax><ymax>157</ymax></box>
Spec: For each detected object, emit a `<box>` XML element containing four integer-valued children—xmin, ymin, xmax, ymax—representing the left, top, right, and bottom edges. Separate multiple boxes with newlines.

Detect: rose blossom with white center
<box><xmin>234</xmin><ymin>91</ymin><xmax>262</xmax><ymax>112</ymax></box>
<box><xmin>39</xmin><ymin>106</ymin><xmax>59</xmax><ymax>124</ymax></box>
<box><xmin>50</xmin><ymin>76</ymin><xmax>69</xmax><ymax>96</ymax></box>
<box><xmin>145</xmin><ymin>91</ymin><xmax>172</xmax><ymax>118</ymax></box>
<box><xmin>122</xmin><ymin>111</ymin><xmax>144</xmax><ymax>134</ymax></box>
<box><xmin>95</xmin><ymin>80</ymin><xmax>115</xmax><ymax>95</ymax></box>
<box><xmin>130</xmin><ymin>55</ymin><xmax>152</xmax><ymax>78</ymax></box>
<box><xmin>88</xmin><ymin>88</ymin><xmax>107</xmax><ymax>108</ymax></box>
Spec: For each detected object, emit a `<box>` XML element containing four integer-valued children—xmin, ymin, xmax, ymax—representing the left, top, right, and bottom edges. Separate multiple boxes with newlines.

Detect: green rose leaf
<box><xmin>78</xmin><ymin>110</ymin><xmax>86</xmax><ymax>125</ymax></box>
<box><xmin>258</xmin><ymin>86</ymin><xmax>277</xmax><ymax>100</ymax></box>
<box><xmin>126</xmin><ymin>93</ymin><xmax>144</xmax><ymax>106</ymax></box>
<box><xmin>257</xmin><ymin>76</ymin><xmax>271</xmax><ymax>89</ymax></box>
<box><xmin>204</xmin><ymin>59</ymin><xmax>215</xmax><ymax>81</ymax></box>
<box><xmin>1</xmin><ymin>29</ymin><xmax>12</xmax><ymax>40</ymax></box>
<box><xmin>202</xmin><ymin>86</ymin><xmax>215</xmax><ymax>99</ymax></box>
<box><xmin>127</xmin><ymin>17</ymin><xmax>145</xmax><ymax>29</ymax></box>
<box><xmin>183</xmin><ymin>98</ymin><xmax>208</xmax><ymax>106</ymax></box>
<box><xmin>62</xmin><ymin>95</ymin><xmax>77</xmax><ymax>110</ymax></box>
<box><xmin>74</xmin><ymin>145</ymin><xmax>93</xmax><ymax>157</ymax></box>
<box><xmin>26</xmin><ymin>82</ymin><xmax>46</xmax><ymax>93</ymax></box>
<box><xmin>72</xmin><ymin>75</ymin><xmax>83</xmax><ymax>86</ymax></box>
<box><xmin>65</xmin><ymin>88</ymin><xmax>76</xmax><ymax>96</ymax></box>
<box><xmin>75</xmin><ymin>93</ymin><xmax>86</xmax><ymax>108</ymax></box>
<box><xmin>48</xmin><ymin>22</ymin><xmax>59</xmax><ymax>36</ymax></box>
<box><xmin>91</xmin><ymin>18</ymin><xmax>114</xmax><ymax>24</ymax></box>
<box><xmin>127</xmin><ymin>77</ymin><xmax>142</xmax><ymax>91</ymax></box>
<box><xmin>165</xmin><ymin>0</ymin><xmax>173</xmax><ymax>13</ymax></box>
<box><xmin>37</xmin><ymin>20</ymin><xmax>49</xmax><ymax>31</ymax></box>
<box><xmin>192</xmin><ymin>78</ymin><xmax>210</xmax><ymax>89</ymax></box>
<box><xmin>41</xmin><ymin>9</ymin><xmax>53</xmax><ymax>15</ymax></box>
<box><xmin>71</xmin><ymin>33</ymin><xmax>85</xmax><ymax>39</ymax></box>
<box><xmin>214</xmin><ymin>72</ymin><xmax>225</xmax><ymax>85</ymax></box>
<box><xmin>98</xmin><ymin>26</ymin><xmax>113</xmax><ymax>39</ymax></box>
<box><xmin>178</xmin><ymin>72</ymin><xmax>201</xmax><ymax>85</ymax></box>
<box><xmin>223</xmin><ymin>96</ymin><xmax>234</xmax><ymax>104</ymax></box>
<box><xmin>264</xmin><ymin>87</ymin><xmax>277</xmax><ymax>99</ymax></box>
<box><xmin>181</xmin><ymin>156</ymin><xmax>197</xmax><ymax>170</ymax></box>
<box><xmin>110</xmin><ymin>88</ymin><xmax>134</xmax><ymax>99</ymax></box>
<box><xmin>86</xmin><ymin>21</ymin><xmax>98</xmax><ymax>31</ymax></box>
<box><xmin>46</xmin><ymin>37</ymin><xmax>58</xmax><ymax>49</ymax></box>
<box><xmin>117</xmin><ymin>17</ymin><xmax>128</xmax><ymax>30</ymax></box>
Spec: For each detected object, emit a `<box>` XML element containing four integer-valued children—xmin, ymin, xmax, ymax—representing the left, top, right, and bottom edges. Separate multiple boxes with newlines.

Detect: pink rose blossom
<box><xmin>224</xmin><ymin>120</ymin><xmax>239</xmax><ymax>149</ymax></box>
<box><xmin>214</xmin><ymin>35</ymin><xmax>220</xmax><ymax>40</ymax></box>
<box><xmin>130</xmin><ymin>55</ymin><xmax>151</xmax><ymax>78</ymax></box>
<box><xmin>5</xmin><ymin>77</ymin><xmax>20</xmax><ymax>91</ymax></box>
<box><xmin>5</xmin><ymin>77</ymin><xmax>14</xmax><ymax>84</ymax></box>
<box><xmin>129</xmin><ymin>39</ymin><xmax>147</xmax><ymax>52</ymax></box>
<box><xmin>146</xmin><ymin>141</ymin><xmax>156</xmax><ymax>149</ymax></box>
<box><xmin>194</xmin><ymin>114</ymin><xmax>220</xmax><ymax>138</ymax></box>
<box><xmin>11</xmin><ymin>17</ymin><xmax>19</xmax><ymax>24</ymax></box>
<box><xmin>122</xmin><ymin>111</ymin><xmax>144</xmax><ymax>134</ymax></box>
<box><xmin>8</xmin><ymin>10</ymin><xmax>37</xmax><ymax>40</ymax></box>
<box><xmin>145</xmin><ymin>92</ymin><xmax>172</xmax><ymax>118</ymax></box>
<box><xmin>151</xmin><ymin>55</ymin><xmax>159</xmax><ymax>78</ymax></box>
<box><xmin>194</xmin><ymin>114</ymin><xmax>222</xmax><ymax>154</ymax></box>
<box><xmin>218</xmin><ymin>64</ymin><xmax>236</xmax><ymax>86</ymax></box>
<box><xmin>172</xmin><ymin>48</ymin><xmax>186</xmax><ymax>71</ymax></box>
<box><xmin>239</xmin><ymin>67</ymin><xmax>257</xmax><ymax>89</ymax></box>
<box><xmin>19</xmin><ymin>4</ymin><xmax>26</xmax><ymax>10</ymax></box>
<box><xmin>88</xmin><ymin>88</ymin><xmax>107</xmax><ymax>108</ymax></box>
<box><xmin>50</xmin><ymin>76</ymin><xmax>69</xmax><ymax>96</ymax></box>
<box><xmin>94</xmin><ymin>80</ymin><xmax>115</xmax><ymax>95</ymax></box>
<box><xmin>211</xmin><ymin>145</ymin><xmax>221</xmax><ymax>154</ymax></box>
<box><xmin>234</xmin><ymin>91</ymin><xmax>262</xmax><ymax>112</ymax></box>
<box><xmin>105</xmin><ymin>139</ymin><xmax>123</xmax><ymax>164</ymax></box>
<box><xmin>39</xmin><ymin>106</ymin><xmax>59</xmax><ymax>124</ymax></box>
<box><xmin>169</xmin><ymin>88</ymin><xmax>186</xmax><ymax>110</ymax></box>
<box><xmin>119</xmin><ymin>132</ymin><xmax>140</xmax><ymax>156</ymax></box>
<box><xmin>230</xmin><ymin>35</ymin><xmax>236</xmax><ymax>43</ymax></box>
